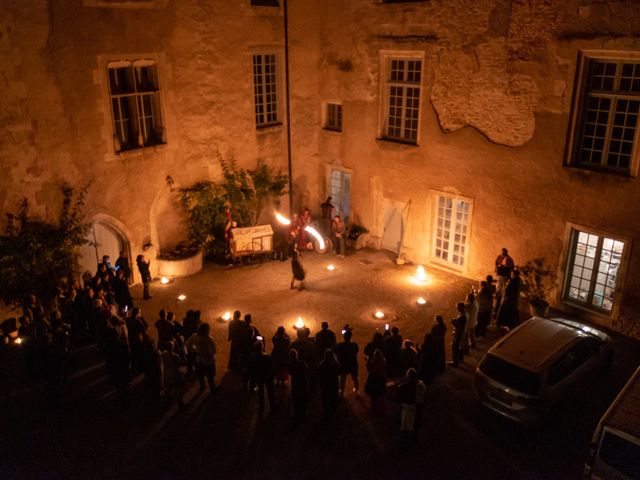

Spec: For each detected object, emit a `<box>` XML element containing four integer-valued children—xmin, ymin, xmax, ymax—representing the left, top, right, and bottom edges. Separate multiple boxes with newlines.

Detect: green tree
<box><xmin>0</xmin><ymin>183</ymin><xmax>91</xmax><ymax>307</ymax></box>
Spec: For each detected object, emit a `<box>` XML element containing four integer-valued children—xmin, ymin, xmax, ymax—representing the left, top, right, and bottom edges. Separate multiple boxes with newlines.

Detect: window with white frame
<box><xmin>324</xmin><ymin>103</ymin><xmax>342</xmax><ymax>132</ymax></box>
<box><xmin>382</xmin><ymin>56</ymin><xmax>422</xmax><ymax>144</ymax></box>
<box><xmin>564</xmin><ymin>229</ymin><xmax>626</xmax><ymax>313</ymax></box>
<box><xmin>107</xmin><ymin>60</ymin><xmax>165</xmax><ymax>152</ymax></box>
<box><xmin>253</xmin><ymin>53</ymin><xmax>280</xmax><ymax>128</ymax></box>
<box><xmin>570</xmin><ymin>54</ymin><xmax>640</xmax><ymax>175</ymax></box>
<box><xmin>433</xmin><ymin>195</ymin><xmax>471</xmax><ymax>268</ymax></box>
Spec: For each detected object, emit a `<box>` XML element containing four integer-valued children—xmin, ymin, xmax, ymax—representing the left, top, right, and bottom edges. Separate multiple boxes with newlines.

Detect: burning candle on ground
<box><xmin>415</xmin><ymin>265</ymin><xmax>427</xmax><ymax>283</ymax></box>
<box><xmin>374</xmin><ymin>310</ymin><xmax>385</xmax><ymax>319</ymax></box>
<box><xmin>160</xmin><ymin>277</ymin><xmax>170</xmax><ymax>285</ymax></box>
<box><xmin>327</xmin><ymin>264</ymin><xmax>335</xmax><ymax>271</ymax></box>
<box><xmin>178</xmin><ymin>294</ymin><xmax>187</xmax><ymax>301</ymax></box>
<box><xmin>295</xmin><ymin>316</ymin><xmax>305</xmax><ymax>329</ymax></box>
<box><xmin>417</xmin><ymin>297</ymin><xmax>426</xmax><ymax>305</ymax></box>
<box><xmin>222</xmin><ymin>311</ymin><xmax>231</xmax><ymax>321</ymax></box>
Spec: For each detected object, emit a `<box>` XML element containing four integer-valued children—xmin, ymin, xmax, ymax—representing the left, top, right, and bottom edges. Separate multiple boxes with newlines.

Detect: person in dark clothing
<box><xmin>126</xmin><ymin>307</ymin><xmax>150</xmax><ymax>373</ymax></box>
<box><xmin>317</xmin><ymin>348</ymin><xmax>340</xmax><ymax>418</ymax></box>
<box><xmin>365</xmin><ymin>349</ymin><xmax>387</xmax><ymax>415</ymax></box>
<box><xmin>364</xmin><ymin>331</ymin><xmax>385</xmax><ymax>361</ymax></box>
<box><xmin>290</xmin><ymin>249</ymin><xmax>306</xmax><ymax>290</ymax></box>
<box><xmin>334</xmin><ymin>326</ymin><xmax>360</xmax><ymax>397</ymax></box>
<box><xmin>383</xmin><ymin>326</ymin><xmax>403</xmax><ymax>378</ymax></box>
<box><xmin>227</xmin><ymin>310</ymin><xmax>244</xmax><ymax>370</ymax></box>
<box><xmin>430</xmin><ymin>315</ymin><xmax>447</xmax><ymax>374</ymax></box>
<box><xmin>136</xmin><ymin>254</ymin><xmax>152</xmax><ymax>300</ymax></box>
<box><xmin>315</xmin><ymin>321</ymin><xmax>337</xmax><ymax>357</ymax></box>
<box><xmin>155</xmin><ymin>309</ymin><xmax>173</xmax><ymax>351</ymax></box>
<box><xmin>449</xmin><ymin>303</ymin><xmax>467</xmax><ymax>367</ymax></box>
<box><xmin>115</xmin><ymin>251</ymin><xmax>131</xmax><ymax>282</ymax></box>
<box><xmin>418</xmin><ymin>333</ymin><xmax>439</xmax><ymax>382</ymax></box>
<box><xmin>497</xmin><ymin>269</ymin><xmax>522</xmax><ymax>330</ymax></box>
<box><xmin>271</xmin><ymin>326</ymin><xmax>290</xmax><ymax>385</ymax></box>
<box><xmin>292</xmin><ymin>327</ymin><xmax>318</xmax><ymax>369</ymax></box>
<box><xmin>113</xmin><ymin>269</ymin><xmax>133</xmax><ymax>311</ymax></box>
<box><xmin>247</xmin><ymin>341</ymin><xmax>275</xmax><ymax>415</ymax></box>
<box><xmin>495</xmin><ymin>248</ymin><xmax>515</xmax><ymax>314</ymax></box>
<box><xmin>183</xmin><ymin>310</ymin><xmax>201</xmax><ymax>373</ymax></box>
<box><xmin>104</xmin><ymin>306</ymin><xmax>131</xmax><ymax>391</ymax></box>
<box><xmin>475</xmin><ymin>280</ymin><xmax>493</xmax><ymax>337</ymax></box>
<box><xmin>401</xmin><ymin>340</ymin><xmax>418</xmax><ymax>373</ymax></box>
<box><xmin>288</xmin><ymin>349</ymin><xmax>310</xmax><ymax>420</ymax></box>
<box><xmin>48</xmin><ymin>312</ymin><xmax>71</xmax><ymax>401</ymax></box>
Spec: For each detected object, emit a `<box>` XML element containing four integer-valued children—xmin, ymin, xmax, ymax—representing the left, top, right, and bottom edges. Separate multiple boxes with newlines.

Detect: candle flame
<box><xmin>417</xmin><ymin>297</ymin><xmax>426</xmax><ymax>305</ymax></box>
<box><xmin>15</xmin><ymin>337</ymin><xmax>22</xmax><ymax>345</ymax></box>
<box><xmin>416</xmin><ymin>265</ymin><xmax>427</xmax><ymax>282</ymax></box>
<box><xmin>295</xmin><ymin>316</ymin><xmax>305</xmax><ymax>329</ymax></box>
<box><xmin>304</xmin><ymin>226</ymin><xmax>325</xmax><ymax>251</ymax></box>
<box><xmin>222</xmin><ymin>311</ymin><xmax>231</xmax><ymax>321</ymax></box>
<box><xmin>178</xmin><ymin>294</ymin><xmax>187</xmax><ymax>301</ymax></box>
<box><xmin>275</xmin><ymin>212</ymin><xmax>291</xmax><ymax>225</ymax></box>
<box><xmin>327</xmin><ymin>264</ymin><xmax>335</xmax><ymax>271</ymax></box>
<box><xmin>160</xmin><ymin>277</ymin><xmax>169</xmax><ymax>285</ymax></box>
<box><xmin>374</xmin><ymin>310</ymin><xmax>385</xmax><ymax>319</ymax></box>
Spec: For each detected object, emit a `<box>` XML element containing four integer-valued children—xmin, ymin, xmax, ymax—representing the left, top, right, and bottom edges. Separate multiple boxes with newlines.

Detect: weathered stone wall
<box><xmin>315</xmin><ymin>0</ymin><xmax>640</xmax><ymax>328</ymax></box>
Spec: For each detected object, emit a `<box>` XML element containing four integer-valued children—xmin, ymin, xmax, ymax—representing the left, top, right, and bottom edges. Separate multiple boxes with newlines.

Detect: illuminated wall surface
<box><xmin>2</xmin><ymin>0</ymin><xmax>640</xmax><ymax>329</ymax></box>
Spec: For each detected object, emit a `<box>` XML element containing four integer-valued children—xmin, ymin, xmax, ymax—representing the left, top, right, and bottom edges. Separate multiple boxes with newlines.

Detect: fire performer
<box><xmin>290</xmin><ymin>249</ymin><xmax>307</xmax><ymax>290</ymax></box>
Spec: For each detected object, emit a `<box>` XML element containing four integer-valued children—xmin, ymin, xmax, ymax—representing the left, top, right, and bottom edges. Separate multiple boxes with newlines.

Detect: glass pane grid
<box><xmin>434</xmin><ymin>196</ymin><xmax>469</xmax><ymax>267</ymax></box>
<box><xmin>326</xmin><ymin>103</ymin><xmax>342</xmax><ymax>131</ymax></box>
<box><xmin>385</xmin><ymin>58</ymin><xmax>422</xmax><ymax>142</ymax></box>
<box><xmin>253</xmin><ymin>54</ymin><xmax>279</xmax><ymax>127</ymax></box>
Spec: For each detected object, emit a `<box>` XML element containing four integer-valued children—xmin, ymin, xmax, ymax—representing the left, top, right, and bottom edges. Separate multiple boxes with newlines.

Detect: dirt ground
<box><xmin>137</xmin><ymin>248</ymin><xmax>477</xmax><ymax>368</ymax></box>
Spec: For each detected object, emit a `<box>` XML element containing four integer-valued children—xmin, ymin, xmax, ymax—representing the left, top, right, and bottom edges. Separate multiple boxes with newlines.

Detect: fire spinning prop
<box><xmin>221</xmin><ymin>311</ymin><xmax>232</xmax><ymax>321</ymax></box>
<box><xmin>275</xmin><ymin>211</ymin><xmax>325</xmax><ymax>251</ymax></box>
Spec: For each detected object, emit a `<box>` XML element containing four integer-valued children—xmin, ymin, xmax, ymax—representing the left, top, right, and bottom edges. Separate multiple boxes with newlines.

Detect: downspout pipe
<box><xmin>283</xmin><ymin>0</ymin><xmax>293</xmax><ymax>214</ymax></box>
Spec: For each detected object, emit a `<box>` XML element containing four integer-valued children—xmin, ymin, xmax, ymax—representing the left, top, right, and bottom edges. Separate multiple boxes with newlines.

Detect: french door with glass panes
<box><xmin>433</xmin><ymin>195</ymin><xmax>471</xmax><ymax>269</ymax></box>
<box><xmin>565</xmin><ymin>229</ymin><xmax>626</xmax><ymax>312</ymax></box>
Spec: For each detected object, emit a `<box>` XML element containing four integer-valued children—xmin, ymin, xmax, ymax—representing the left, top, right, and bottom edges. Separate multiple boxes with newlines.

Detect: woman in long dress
<box><xmin>290</xmin><ymin>249</ymin><xmax>306</xmax><ymax>290</ymax></box>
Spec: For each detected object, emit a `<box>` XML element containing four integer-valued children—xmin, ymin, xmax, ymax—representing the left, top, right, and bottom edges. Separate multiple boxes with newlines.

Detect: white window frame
<box><xmin>378</xmin><ymin>50</ymin><xmax>425</xmax><ymax>145</ymax></box>
<box><xmin>566</xmin><ymin>50</ymin><xmax>640</xmax><ymax>177</ymax></box>
<box><xmin>252</xmin><ymin>52</ymin><xmax>282</xmax><ymax>129</ymax></box>
<box><xmin>323</xmin><ymin>102</ymin><xmax>343</xmax><ymax>132</ymax></box>
<box><xmin>429</xmin><ymin>191</ymin><xmax>473</xmax><ymax>272</ymax></box>
<box><xmin>106</xmin><ymin>58</ymin><xmax>166</xmax><ymax>153</ymax></box>
<box><xmin>325</xmin><ymin>166</ymin><xmax>352</xmax><ymax>221</ymax></box>
<box><xmin>561</xmin><ymin>224</ymin><xmax>630</xmax><ymax>317</ymax></box>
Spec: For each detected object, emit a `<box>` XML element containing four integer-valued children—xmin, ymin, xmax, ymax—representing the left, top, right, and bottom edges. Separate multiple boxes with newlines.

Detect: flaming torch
<box><xmin>275</xmin><ymin>212</ymin><xmax>291</xmax><ymax>225</ymax></box>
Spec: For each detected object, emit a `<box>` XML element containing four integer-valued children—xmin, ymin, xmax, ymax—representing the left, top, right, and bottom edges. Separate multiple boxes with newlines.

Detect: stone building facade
<box><xmin>2</xmin><ymin>0</ymin><xmax>640</xmax><ymax>331</ymax></box>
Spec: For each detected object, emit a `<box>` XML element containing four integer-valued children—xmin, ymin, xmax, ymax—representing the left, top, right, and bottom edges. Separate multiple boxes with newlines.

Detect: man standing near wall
<box><xmin>494</xmin><ymin>248</ymin><xmax>514</xmax><ymax>316</ymax></box>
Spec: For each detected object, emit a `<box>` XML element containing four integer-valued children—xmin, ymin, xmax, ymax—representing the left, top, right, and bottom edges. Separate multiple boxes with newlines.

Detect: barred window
<box><xmin>253</xmin><ymin>53</ymin><xmax>280</xmax><ymax>128</ymax></box>
<box><xmin>383</xmin><ymin>58</ymin><xmax>422</xmax><ymax>144</ymax></box>
<box><xmin>107</xmin><ymin>61</ymin><xmax>165</xmax><ymax>152</ymax></box>
<box><xmin>572</xmin><ymin>57</ymin><xmax>640</xmax><ymax>174</ymax></box>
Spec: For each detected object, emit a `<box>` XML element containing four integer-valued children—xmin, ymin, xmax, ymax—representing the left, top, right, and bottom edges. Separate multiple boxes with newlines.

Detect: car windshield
<box><xmin>479</xmin><ymin>354</ymin><xmax>541</xmax><ymax>396</ymax></box>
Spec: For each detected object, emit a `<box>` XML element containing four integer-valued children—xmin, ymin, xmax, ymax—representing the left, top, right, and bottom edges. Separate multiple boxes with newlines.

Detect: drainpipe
<box><xmin>284</xmin><ymin>0</ymin><xmax>293</xmax><ymax>214</ymax></box>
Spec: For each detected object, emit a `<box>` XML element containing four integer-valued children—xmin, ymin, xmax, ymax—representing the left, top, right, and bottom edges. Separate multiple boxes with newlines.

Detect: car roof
<box><xmin>489</xmin><ymin>317</ymin><xmax>606</xmax><ymax>372</ymax></box>
<box><xmin>601</xmin><ymin>366</ymin><xmax>640</xmax><ymax>436</ymax></box>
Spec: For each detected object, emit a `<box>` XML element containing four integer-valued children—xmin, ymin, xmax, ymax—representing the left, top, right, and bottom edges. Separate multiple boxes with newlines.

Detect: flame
<box><xmin>275</xmin><ymin>212</ymin><xmax>291</xmax><ymax>225</ymax></box>
<box><xmin>327</xmin><ymin>264</ymin><xmax>335</xmax><ymax>271</ymax></box>
<box><xmin>160</xmin><ymin>277</ymin><xmax>169</xmax><ymax>285</ymax></box>
<box><xmin>304</xmin><ymin>226</ymin><xmax>325</xmax><ymax>251</ymax></box>
<box><xmin>417</xmin><ymin>297</ymin><xmax>426</xmax><ymax>305</ymax></box>
<box><xmin>222</xmin><ymin>311</ymin><xmax>231</xmax><ymax>321</ymax></box>
<box><xmin>178</xmin><ymin>294</ymin><xmax>187</xmax><ymax>301</ymax></box>
<box><xmin>295</xmin><ymin>316</ymin><xmax>305</xmax><ymax>329</ymax></box>
<box><xmin>384</xmin><ymin>323</ymin><xmax>389</xmax><ymax>331</ymax></box>
<box><xmin>15</xmin><ymin>337</ymin><xmax>23</xmax><ymax>345</ymax></box>
<box><xmin>374</xmin><ymin>310</ymin><xmax>385</xmax><ymax>319</ymax></box>
<box><xmin>416</xmin><ymin>265</ymin><xmax>427</xmax><ymax>282</ymax></box>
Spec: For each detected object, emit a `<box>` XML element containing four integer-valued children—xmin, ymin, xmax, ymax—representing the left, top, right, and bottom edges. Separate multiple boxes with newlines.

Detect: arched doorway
<box><xmin>78</xmin><ymin>220</ymin><xmax>131</xmax><ymax>279</ymax></box>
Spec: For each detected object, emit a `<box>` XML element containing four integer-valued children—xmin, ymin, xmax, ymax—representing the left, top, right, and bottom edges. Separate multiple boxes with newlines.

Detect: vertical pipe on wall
<box><xmin>284</xmin><ymin>0</ymin><xmax>293</xmax><ymax>214</ymax></box>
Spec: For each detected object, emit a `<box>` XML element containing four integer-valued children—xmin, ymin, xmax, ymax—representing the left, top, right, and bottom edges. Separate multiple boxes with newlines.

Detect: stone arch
<box><xmin>78</xmin><ymin>214</ymin><xmax>136</xmax><ymax>283</ymax></box>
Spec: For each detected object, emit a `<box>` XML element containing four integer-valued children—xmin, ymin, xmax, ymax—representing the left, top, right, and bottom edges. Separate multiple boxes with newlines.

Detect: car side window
<box><xmin>547</xmin><ymin>337</ymin><xmax>602</xmax><ymax>385</ymax></box>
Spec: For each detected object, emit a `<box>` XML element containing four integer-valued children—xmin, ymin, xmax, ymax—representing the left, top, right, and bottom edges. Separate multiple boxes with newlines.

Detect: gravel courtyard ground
<box><xmin>2</xmin><ymin>248</ymin><xmax>639</xmax><ymax>480</ymax></box>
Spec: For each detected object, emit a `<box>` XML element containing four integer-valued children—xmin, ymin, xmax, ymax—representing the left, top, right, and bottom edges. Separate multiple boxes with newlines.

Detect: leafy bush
<box><xmin>519</xmin><ymin>257</ymin><xmax>556</xmax><ymax>307</ymax></box>
<box><xmin>347</xmin><ymin>223</ymin><xmax>369</xmax><ymax>240</ymax></box>
<box><xmin>0</xmin><ymin>184</ymin><xmax>91</xmax><ymax>307</ymax></box>
<box><xmin>179</xmin><ymin>155</ymin><xmax>288</xmax><ymax>261</ymax></box>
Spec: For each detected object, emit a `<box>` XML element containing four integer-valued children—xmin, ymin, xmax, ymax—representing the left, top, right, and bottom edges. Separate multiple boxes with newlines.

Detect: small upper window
<box><xmin>107</xmin><ymin>60</ymin><xmax>166</xmax><ymax>153</ymax></box>
<box><xmin>324</xmin><ymin>103</ymin><xmax>342</xmax><ymax>132</ymax></box>
<box><xmin>251</xmin><ymin>0</ymin><xmax>279</xmax><ymax>6</ymax></box>
<box><xmin>569</xmin><ymin>54</ymin><xmax>640</xmax><ymax>175</ymax></box>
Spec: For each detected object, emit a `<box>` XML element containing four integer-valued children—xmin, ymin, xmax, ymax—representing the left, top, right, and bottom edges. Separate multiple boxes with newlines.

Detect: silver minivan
<box><xmin>475</xmin><ymin>316</ymin><xmax>611</xmax><ymax>424</ymax></box>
